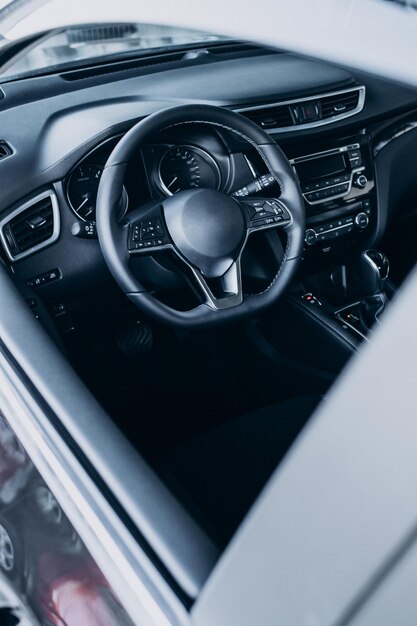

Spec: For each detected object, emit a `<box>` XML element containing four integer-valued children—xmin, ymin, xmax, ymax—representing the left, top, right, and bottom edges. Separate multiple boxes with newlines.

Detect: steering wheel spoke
<box><xmin>126</xmin><ymin>201</ymin><xmax>172</xmax><ymax>255</ymax></box>
<box><xmin>238</xmin><ymin>197</ymin><xmax>292</xmax><ymax>234</ymax></box>
<box><xmin>188</xmin><ymin>257</ymin><xmax>243</xmax><ymax>311</ymax></box>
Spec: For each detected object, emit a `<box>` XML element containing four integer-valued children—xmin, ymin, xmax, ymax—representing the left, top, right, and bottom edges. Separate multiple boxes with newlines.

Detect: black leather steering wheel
<box><xmin>96</xmin><ymin>104</ymin><xmax>305</xmax><ymax>328</ymax></box>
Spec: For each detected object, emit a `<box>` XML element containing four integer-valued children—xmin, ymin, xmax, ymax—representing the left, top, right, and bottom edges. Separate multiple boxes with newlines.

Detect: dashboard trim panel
<box><xmin>235</xmin><ymin>85</ymin><xmax>366</xmax><ymax>133</ymax></box>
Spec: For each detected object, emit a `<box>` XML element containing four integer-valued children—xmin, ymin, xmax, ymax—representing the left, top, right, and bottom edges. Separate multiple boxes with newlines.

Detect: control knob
<box><xmin>305</xmin><ymin>229</ymin><xmax>317</xmax><ymax>246</ymax></box>
<box><xmin>355</xmin><ymin>212</ymin><xmax>369</xmax><ymax>229</ymax></box>
<box><xmin>354</xmin><ymin>173</ymin><xmax>368</xmax><ymax>189</ymax></box>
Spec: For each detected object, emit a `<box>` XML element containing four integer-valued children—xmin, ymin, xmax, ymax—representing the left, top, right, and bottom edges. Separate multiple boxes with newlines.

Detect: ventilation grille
<box><xmin>241</xmin><ymin>105</ymin><xmax>294</xmax><ymax>130</ymax></box>
<box><xmin>67</xmin><ymin>24</ymin><xmax>137</xmax><ymax>46</ymax></box>
<box><xmin>320</xmin><ymin>90</ymin><xmax>360</xmax><ymax>119</ymax></box>
<box><xmin>239</xmin><ymin>86</ymin><xmax>365</xmax><ymax>132</ymax></box>
<box><xmin>0</xmin><ymin>142</ymin><xmax>12</xmax><ymax>161</ymax></box>
<box><xmin>1</xmin><ymin>192</ymin><xmax>59</xmax><ymax>260</ymax></box>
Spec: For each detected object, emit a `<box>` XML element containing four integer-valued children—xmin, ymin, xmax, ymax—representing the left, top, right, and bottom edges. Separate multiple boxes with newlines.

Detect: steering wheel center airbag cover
<box><xmin>163</xmin><ymin>189</ymin><xmax>246</xmax><ymax>278</ymax></box>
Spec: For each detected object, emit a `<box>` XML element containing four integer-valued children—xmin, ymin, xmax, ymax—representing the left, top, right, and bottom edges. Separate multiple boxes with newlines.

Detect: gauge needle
<box><xmin>78</xmin><ymin>196</ymin><xmax>89</xmax><ymax>211</ymax></box>
<box><xmin>167</xmin><ymin>176</ymin><xmax>178</xmax><ymax>189</ymax></box>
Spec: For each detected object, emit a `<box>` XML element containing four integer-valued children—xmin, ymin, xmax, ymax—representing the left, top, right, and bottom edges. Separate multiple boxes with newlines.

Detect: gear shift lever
<box><xmin>361</xmin><ymin>250</ymin><xmax>389</xmax><ymax>295</ymax></box>
<box><xmin>360</xmin><ymin>249</ymin><xmax>389</xmax><ymax>329</ymax></box>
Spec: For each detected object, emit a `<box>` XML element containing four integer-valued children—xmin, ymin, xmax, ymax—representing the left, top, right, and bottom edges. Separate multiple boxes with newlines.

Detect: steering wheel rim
<box><xmin>96</xmin><ymin>104</ymin><xmax>305</xmax><ymax>328</ymax></box>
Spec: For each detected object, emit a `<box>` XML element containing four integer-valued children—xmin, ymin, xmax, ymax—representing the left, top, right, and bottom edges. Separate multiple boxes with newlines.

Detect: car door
<box><xmin>191</xmin><ymin>264</ymin><xmax>417</xmax><ymax>625</ymax></box>
<box><xmin>0</xmin><ymin>260</ymin><xmax>219</xmax><ymax>625</ymax></box>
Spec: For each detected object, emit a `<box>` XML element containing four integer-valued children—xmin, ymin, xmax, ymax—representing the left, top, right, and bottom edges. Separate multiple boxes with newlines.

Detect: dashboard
<box><xmin>0</xmin><ymin>42</ymin><xmax>417</xmax><ymax>305</ymax></box>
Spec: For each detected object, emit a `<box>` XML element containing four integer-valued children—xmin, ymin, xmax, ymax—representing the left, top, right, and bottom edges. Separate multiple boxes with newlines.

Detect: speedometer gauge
<box><xmin>158</xmin><ymin>145</ymin><xmax>221</xmax><ymax>195</ymax></box>
<box><xmin>67</xmin><ymin>163</ymin><xmax>128</xmax><ymax>221</ymax></box>
<box><xmin>67</xmin><ymin>164</ymin><xmax>103</xmax><ymax>220</ymax></box>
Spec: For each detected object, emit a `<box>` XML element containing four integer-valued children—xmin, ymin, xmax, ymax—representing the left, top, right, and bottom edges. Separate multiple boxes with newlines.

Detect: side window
<box><xmin>0</xmin><ymin>412</ymin><xmax>134</xmax><ymax>626</ymax></box>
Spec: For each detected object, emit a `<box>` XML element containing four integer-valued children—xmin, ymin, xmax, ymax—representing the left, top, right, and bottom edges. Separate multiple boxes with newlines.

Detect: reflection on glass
<box><xmin>1</xmin><ymin>22</ymin><xmax>226</xmax><ymax>80</ymax></box>
<box><xmin>0</xmin><ymin>412</ymin><xmax>134</xmax><ymax>626</ymax></box>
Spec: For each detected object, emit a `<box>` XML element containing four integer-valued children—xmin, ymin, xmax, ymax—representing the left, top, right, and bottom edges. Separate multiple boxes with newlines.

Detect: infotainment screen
<box><xmin>295</xmin><ymin>154</ymin><xmax>347</xmax><ymax>182</ymax></box>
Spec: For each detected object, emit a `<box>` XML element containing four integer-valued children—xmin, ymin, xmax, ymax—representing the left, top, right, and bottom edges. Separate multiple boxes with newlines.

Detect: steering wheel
<box><xmin>96</xmin><ymin>104</ymin><xmax>305</xmax><ymax>328</ymax></box>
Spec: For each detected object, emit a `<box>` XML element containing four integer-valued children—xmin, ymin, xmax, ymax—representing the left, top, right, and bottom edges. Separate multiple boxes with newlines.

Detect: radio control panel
<box><xmin>291</xmin><ymin>143</ymin><xmax>369</xmax><ymax>206</ymax></box>
<box><xmin>287</xmin><ymin>136</ymin><xmax>376</xmax><ymax>260</ymax></box>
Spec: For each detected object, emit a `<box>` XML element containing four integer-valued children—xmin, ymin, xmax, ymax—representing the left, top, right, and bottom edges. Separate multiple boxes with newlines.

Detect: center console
<box><xmin>247</xmin><ymin>132</ymin><xmax>392</xmax><ymax>389</ymax></box>
<box><xmin>250</xmin><ymin>133</ymin><xmax>385</xmax><ymax>381</ymax></box>
<box><xmin>288</xmin><ymin>135</ymin><xmax>375</xmax><ymax>262</ymax></box>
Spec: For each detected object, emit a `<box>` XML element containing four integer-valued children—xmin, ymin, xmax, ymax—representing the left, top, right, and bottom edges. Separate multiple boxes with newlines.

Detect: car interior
<box><xmin>1</xmin><ymin>22</ymin><xmax>417</xmax><ymax>577</ymax></box>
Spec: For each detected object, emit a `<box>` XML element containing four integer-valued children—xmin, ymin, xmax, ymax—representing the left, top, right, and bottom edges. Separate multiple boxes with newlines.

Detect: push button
<box><xmin>26</xmin><ymin>268</ymin><xmax>61</xmax><ymax>288</ymax></box>
<box><xmin>130</xmin><ymin>217</ymin><xmax>169</xmax><ymax>250</ymax></box>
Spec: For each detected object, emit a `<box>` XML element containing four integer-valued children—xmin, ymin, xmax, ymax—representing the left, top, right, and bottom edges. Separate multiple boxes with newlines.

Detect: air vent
<box><xmin>202</xmin><ymin>42</ymin><xmax>271</xmax><ymax>57</ymax></box>
<box><xmin>0</xmin><ymin>142</ymin><xmax>12</xmax><ymax>161</ymax></box>
<box><xmin>237</xmin><ymin>86</ymin><xmax>365</xmax><ymax>132</ymax></box>
<box><xmin>320</xmin><ymin>90</ymin><xmax>360</xmax><ymax>119</ymax></box>
<box><xmin>67</xmin><ymin>24</ymin><xmax>137</xmax><ymax>46</ymax></box>
<box><xmin>66</xmin><ymin>24</ymin><xmax>137</xmax><ymax>46</ymax></box>
<box><xmin>241</xmin><ymin>105</ymin><xmax>294</xmax><ymax>130</ymax></box>
<box><xmin>0</xmin><ymin>191</ymin><xmax>60</xmax><ymax>261</ymax></box>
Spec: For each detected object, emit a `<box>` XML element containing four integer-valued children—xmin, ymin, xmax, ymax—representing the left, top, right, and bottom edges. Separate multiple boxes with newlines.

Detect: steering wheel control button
<box><xmin>245</xmin><ymin>198</ymin><xmax>290</xmax><ymax>230</ymax></box>
<box><xmin>265</xmin><ymin>200</ymin><xmax>283</xmax><ymax>214</ymax></box>
<box><xmin>232</xmin><ymin>174</ymin><xmax>276</xmax><ymax>198</ymax></box>
<box><xmin>131</xmin><ymin>225</ymin><xmax>140</xmax><ymax>241</ymax></box>
<box><xmin>129</xmin><ymin>216</ymin><xmax>170</xmax><ymax>252</ymax></box>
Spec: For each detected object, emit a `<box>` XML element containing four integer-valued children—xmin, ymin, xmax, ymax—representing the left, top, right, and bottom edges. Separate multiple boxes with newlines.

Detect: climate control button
<box><xmin>355</xmin><ymin>212</ymin><xmax>370</xmax><ymax>229</ymax></box>
<box><xmin>354</xmin><ymin>174</ymin><xmax>368</xmax><ymax>189</ymax></box>
<box><xmin>305</xmin><ymin>229</ymin><xmax>317</xmax><ymax>246</ymax></box>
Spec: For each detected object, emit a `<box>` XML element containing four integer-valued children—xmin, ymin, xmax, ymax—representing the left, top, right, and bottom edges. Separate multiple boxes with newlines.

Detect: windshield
<box><xmin>0</xmin><ymin>21</ymin><xmax>227</xmax><ymax>80</ymax></box>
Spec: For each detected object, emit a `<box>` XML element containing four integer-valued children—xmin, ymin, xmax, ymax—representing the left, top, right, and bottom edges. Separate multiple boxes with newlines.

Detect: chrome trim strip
<box><xmin>0</xmin><ymin>140</ymin><xmax>15</xmax><ymax>163</ymax></box>
<box><xmin>0</xmin><ymin>190</ymin><xmax>60</xmax><ymax>262</ymax></box>
<box><xmin>235</xmin><ymin>86</ymin><xmax>366</xmax><ymax>133</ymax></box>
<box><xmin>290</xmin><ymin>143</ymin><xmax>360</xmax><ymax>164</ymax></box>
<box><xmin>0</xmin><ymin>350</ymin><xmax>190</xmax><ymax>626</ymax></box>
<box><xmin>319</xmin><ymin>222</ymin><xmax>352</xmax><ymax>237</ymax></box>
